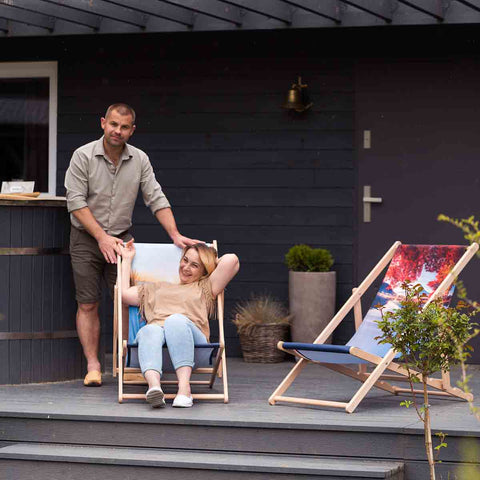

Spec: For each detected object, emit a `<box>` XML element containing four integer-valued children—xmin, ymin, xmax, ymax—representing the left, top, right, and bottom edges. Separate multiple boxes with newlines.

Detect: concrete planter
<box><xmin>289</xmin><ymin>271</ymin><xmax>336</xmax><ymax>344</ymax></box>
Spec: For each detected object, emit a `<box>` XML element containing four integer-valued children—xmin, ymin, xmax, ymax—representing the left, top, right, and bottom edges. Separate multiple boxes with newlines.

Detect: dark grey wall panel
<box><xmin>0</xmin><ymin>205</ymin><xmax>84</xmax><ymax>383</ymax></box>
<box><xmin>57</xmin><ymin>131</ymin><xmax>353</xmax><ymax>152</ymax></box>
<box><xmin>2</xmin><ymin>30</ymin><xmax>356</xmax><ymax>354</ymax></box>
<box><xmin>59</xmin><ymin>111</ymin><xmax>354</xmax><ymax>133</ymax></box>
<box><xmin>4</xmin><ymin>20</ymin><xmax>480</xmax><ymax>359</ymax></box>
<box><xmin>58</xmin><ymin>149</ymin><xmax>353</xmax><ymax>172</ymax></box>
<box><xmin>9</xmin><ymin>257</ymin><xmax>21</xmax><ymax>336</ymax></box>
<box><xmin>60</xmin><ymin>92</ymin><xmax>355</xmax><ymax>115</ymax></box>
<box><xmin>140</xmin><ymin>188</ymin><xmax>353</xmax><ymax>207</ymax></box>
<box><xmin>134</xmin><ymin>206</ymin><xmax>353</xmax><ymax>227</ymax></box>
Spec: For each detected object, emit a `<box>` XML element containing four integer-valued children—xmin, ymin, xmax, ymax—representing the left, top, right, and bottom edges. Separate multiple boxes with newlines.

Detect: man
<box><xmin>65</xmin><ymin>103</ymin><xmax>197</xmax><ymax>387</ymax></box>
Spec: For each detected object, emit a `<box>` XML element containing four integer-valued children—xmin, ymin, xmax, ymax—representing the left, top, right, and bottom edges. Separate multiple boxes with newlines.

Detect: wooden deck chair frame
<box><xmin>269</xmin><ymin>241</ymin><xmax>479</xmax><ymax>413</ymax></box>
<box><xmin>112</xmin><ymin>240</ymin><xmax>229</xmax><ymax>403</ymax></box>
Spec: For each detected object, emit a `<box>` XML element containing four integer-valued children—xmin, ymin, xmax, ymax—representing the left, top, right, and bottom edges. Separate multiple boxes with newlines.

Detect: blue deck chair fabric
<box><xmin>281</xmin><ymin>245</ymin><xmax>465</xmax><ymax>364</ymax></box>
<box><xmin>126</xmin><ymin>306</ymin><xmax>219</xmax><ymax>370</ymax></box>
<box><xmin>281</xmin><ymin>343</ymin><xmax>371</xmax><ymax>364</ymax></box>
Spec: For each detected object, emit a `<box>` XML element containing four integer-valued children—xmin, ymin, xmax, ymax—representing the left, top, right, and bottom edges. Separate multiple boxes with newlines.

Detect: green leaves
<box><xmin>438</xmin><ymin>214</ymin><xmax>480</xmax><ymax>258</ymax></box>
<box><xmin>285</xmin><ymin>244</ymin><xmax>334</xmax><ymax>272</ymax></box>
<box><xmin>434</xmin><ymin>432</ymin><xmax>448</xmax><ymax>453</ymax></box>
<box><xmin>376</xmin><ymin>282</ymin><xmax>474</xmax><ymax>377</ymax></box>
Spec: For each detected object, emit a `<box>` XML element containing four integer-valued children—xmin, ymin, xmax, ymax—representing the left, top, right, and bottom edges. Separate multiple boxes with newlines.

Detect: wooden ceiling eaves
<box><xmin>0</xmin><ymin>0</ymin><xmax>479</xmax><ymax>37</ymax></box>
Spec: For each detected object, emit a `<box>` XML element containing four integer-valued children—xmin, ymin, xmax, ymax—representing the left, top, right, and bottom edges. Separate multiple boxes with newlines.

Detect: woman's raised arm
<box><xmin>119</xmin><ymin>240</ymin><xmax>140</xmax><ymax>306</ymax></box>
<box><xmin>209</xmin><ymin>253</ymin><xmax>240</xmax><ymax>297</ymax></box>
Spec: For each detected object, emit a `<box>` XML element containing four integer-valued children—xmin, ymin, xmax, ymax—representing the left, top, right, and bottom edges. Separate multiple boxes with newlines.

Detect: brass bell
<box><xmin>282</xmin><ymin>76</ymin><xmax>313</xmax><ymax>113</ymax></box>
<box><xmin>283</xmin><ymin>85</ymin><xmax>304</xmax><ymax>112</ymax></box>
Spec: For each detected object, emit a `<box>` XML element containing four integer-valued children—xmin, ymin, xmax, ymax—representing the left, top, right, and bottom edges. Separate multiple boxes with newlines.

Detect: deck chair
<box><xmin>269</xmin><ymin>241</ymin><xmax>479</xmax><ymax>413</ymax></box>
<box><xmin>113</xmin><ymin>241</ymin><xmax>228</xmax><ymax>403</ymax></box>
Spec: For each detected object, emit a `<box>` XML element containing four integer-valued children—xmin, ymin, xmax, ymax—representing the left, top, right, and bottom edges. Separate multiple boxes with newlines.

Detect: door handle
<box><xmin>363</xmin><ymin>185</ymin><xmax>382</xmax><ymax>223</ymax></box>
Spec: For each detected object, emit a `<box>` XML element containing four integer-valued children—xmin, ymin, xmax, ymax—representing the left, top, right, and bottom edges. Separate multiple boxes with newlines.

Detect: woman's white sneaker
<box><xmin>172</xmin><ymin>394</ymin><xmax>193</xmax><ymax>408</ymax></box>
<box><xmin>146</xmin><ymin>387</ymin><xmax>166</xmax><ymax>408</ymax></box>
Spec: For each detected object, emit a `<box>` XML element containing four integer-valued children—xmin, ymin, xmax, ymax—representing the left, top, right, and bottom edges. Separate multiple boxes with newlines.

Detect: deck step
<box><xmin>0</xmin><ymin>443</ymin><xmax>404</xmax><ymax>479</ymax></box>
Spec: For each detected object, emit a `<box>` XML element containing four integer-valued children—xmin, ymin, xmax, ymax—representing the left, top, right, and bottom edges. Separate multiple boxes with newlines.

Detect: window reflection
<box><xmin>0</xmin><ymin>78</ymin><xmax>49</xmax><ymax>192</ymax></box>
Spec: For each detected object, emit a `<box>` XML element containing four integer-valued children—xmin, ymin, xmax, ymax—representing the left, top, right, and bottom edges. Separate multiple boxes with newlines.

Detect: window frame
<box><xmin>0</xmin><ymin>61</ymin><xmax>58</xmax><ymax>195</ymax></box>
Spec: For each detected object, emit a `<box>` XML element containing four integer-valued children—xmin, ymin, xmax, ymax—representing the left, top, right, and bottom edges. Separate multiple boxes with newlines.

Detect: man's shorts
<box><xmin>69</xmin><ymin>226</ymin><xmax>133</xmax><ymax>305</ymax></box>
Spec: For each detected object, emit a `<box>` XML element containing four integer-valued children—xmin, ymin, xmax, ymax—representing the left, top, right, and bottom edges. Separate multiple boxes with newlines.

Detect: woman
<box><xmin>120</xmin><ymin>240</ymin><xmax>239</xmax><ymax>408</ymax></box>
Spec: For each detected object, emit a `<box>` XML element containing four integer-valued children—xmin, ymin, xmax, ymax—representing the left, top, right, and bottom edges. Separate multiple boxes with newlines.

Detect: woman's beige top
<box><xmin>137</xmin><ymin>278</ymin><xmax>215</xmax><ymax>340</ymax></box>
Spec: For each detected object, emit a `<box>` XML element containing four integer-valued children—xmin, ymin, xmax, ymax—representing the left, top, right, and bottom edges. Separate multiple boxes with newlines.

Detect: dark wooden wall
<box><xmin>0</xmin><ymin>204</ymin><xmax>83</xmax><ymax>382</ymax></box>
<box><xmin>63</xmin><ymin>34</ymin><xmax>355</xmax><ymax>355</ymax></box>
<box><xmin>0</xmin><ymin>30</ymin><xmax>356</xmax><ymax>355</ymax></box>
<box><xmin>2</xmin><ymin>25</ymin><xmax>479</xmax><ymax>356</ymax></box>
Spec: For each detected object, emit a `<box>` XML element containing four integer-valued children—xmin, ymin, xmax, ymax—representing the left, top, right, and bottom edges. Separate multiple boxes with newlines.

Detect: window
<box><xmin>0</xmin><ymin>62</ymin><xmax>57</xmax><ymax>194</ymax></box>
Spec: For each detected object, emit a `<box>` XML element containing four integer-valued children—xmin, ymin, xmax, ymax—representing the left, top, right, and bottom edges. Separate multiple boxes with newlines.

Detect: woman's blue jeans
<box><xmin>135</xmin><ymin>314</ymin><xmax>207</xmax><ymax>376</ymax></box>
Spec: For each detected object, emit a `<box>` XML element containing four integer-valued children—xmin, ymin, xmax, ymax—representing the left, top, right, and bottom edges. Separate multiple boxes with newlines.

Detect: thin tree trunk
<box><xmin>423</xmin><ymin>376</ymin><xmax>436</xmax><ymax>480</ymax></box>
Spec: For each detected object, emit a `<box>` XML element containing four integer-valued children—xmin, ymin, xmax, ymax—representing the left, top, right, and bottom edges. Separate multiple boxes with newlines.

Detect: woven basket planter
<box><xmin>238</xmin><ymin>323</ymin><xmax>290</xmax><ymax>363</ymax></box>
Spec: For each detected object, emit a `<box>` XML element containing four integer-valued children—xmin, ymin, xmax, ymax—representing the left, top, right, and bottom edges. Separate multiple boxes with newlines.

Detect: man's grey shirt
<box><xmin>65</xmin><ymin>137</ymin><xmax>170</xmax><ymax>236</ymax></box>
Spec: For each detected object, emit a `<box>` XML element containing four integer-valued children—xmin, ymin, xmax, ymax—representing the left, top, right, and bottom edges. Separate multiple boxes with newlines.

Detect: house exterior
<box><xmin>1</xmin><ymin>1</ymin><xmax>479</xmax><ymax>359</ymax></box>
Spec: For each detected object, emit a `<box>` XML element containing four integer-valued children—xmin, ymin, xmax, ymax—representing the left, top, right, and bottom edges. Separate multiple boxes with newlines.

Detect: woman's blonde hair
<box><xmin>182</xmin><ymin>243</ymin><xmax>218</xmax><ymax>279</ymax></box>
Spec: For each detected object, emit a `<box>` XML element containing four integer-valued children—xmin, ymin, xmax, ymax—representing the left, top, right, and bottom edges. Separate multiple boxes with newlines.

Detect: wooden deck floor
<box><xmin>0</xmin><ymin>358</ymin><xmax>478</xmax><ymax>436</ymax></box>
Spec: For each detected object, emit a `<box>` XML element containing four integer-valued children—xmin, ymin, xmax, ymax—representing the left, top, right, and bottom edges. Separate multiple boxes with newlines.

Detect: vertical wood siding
<box><xmin>0</xmin><ymin>206</ymin><xmax>83</xmax><ymax>383</ymax></box>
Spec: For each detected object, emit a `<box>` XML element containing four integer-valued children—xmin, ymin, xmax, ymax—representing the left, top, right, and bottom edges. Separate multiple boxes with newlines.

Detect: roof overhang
<box><xmin>0</xmin><ymin>0</ymin><xmax>480</xmax><ymax>38</ymax></box>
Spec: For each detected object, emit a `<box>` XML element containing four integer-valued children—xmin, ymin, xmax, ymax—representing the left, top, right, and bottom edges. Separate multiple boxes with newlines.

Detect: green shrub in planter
<box><xmin>285</xmin><ymin>244</ymin><xmax>336</xmax><ymax>343</ymax></box>
<box><xmin>285</xmin><ymin>244</ymin><xmax>334</xmax><ymax>272</ymax></box>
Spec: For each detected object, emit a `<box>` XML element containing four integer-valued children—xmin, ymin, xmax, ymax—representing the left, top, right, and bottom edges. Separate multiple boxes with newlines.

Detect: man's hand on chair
<box><xmin>171</xmin><ymin>234</ymin><xmax>203</xmax><ymax>249</ymax></box>
<box><xmin>98</xmin><ymin>233</ymin><xmax>124</xmax><ymax>263</ymax></box>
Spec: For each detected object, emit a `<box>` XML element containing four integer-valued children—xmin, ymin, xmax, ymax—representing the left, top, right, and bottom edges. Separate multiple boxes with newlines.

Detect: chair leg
<box><xmin>324</xmin><ymin>364</ymin><xmax>397</xmax><ymax>394</ymax></box>
<box><xmin>441</xmin><ymin>370</ymin><xmax>451</xmax><ymax>389</ymax></box>
<box><xmin>221</xmin><ymin>349</ymin><xmax>229</xmax><ymax>403</ymax></box>
<box><xmin>346</xmin><ymin>349</ymin><xmax>397</xmax><ymax>413</ymax></box>
<box><xmin>383</xmin><ymin>362</ymin><xmax>473</xmax><ymax>401</ymax></box>
<box><xmin>118</xmin><ymin>340</ymin><xmax>127</xmax><ymax>403</ymax></box>
<box><xmin>117</xmin><ymin>259</ymin><xmax>123</xmax><ymax>403</ymax></box>
<box><xmin>112</xmin><ymin>331</ymin><xmax>118</xmax><ymax>378</ymax></box>
<box><xmin>269</xmin><ymin>358</ymin><xmax>307</xmax><ymax>405</ymax></box>
<box><xmin>209</xmin><ymin>349</ymin><xmax>223</xmax><ymax>388</ymax></box>
<box><xmin>113</xmin><ymin>286</ymin><xmax>118</xmax><ymax>377</ymax></box>
<box><xmin>118</xmin><ymin>355</ymin><xmax>124</xmax><ymax>404</ymax></box>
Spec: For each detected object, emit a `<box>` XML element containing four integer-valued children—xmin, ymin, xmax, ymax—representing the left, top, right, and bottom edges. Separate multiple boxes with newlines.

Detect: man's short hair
<box><xmin>105</xmin><ymin>103</ymin><xmax>136</xmax><ymax>123</ymax></box>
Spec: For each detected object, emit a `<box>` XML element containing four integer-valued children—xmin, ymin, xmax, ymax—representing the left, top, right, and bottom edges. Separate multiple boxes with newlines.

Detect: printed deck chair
<box><xmin>113</xmin><ymin>241</ymin><xmax>228</xmax><ymax>403</ymax></box>
<box><xmin>269</xmin><ymin>241</ymin><xmax>479</xmax><ymax>413</ymax></box>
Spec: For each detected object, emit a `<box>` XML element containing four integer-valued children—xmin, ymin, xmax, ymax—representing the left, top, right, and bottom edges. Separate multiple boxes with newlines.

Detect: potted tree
<box><xmin>376</xmin><ymin>282</ymin><xmax>474</xmax><ymax>480</ymax></box>
<box><xmin>232</xmin><ymin>295</ymin><xmax>291</xmax><ymax>363</ymax></box>
<box><xmin>285</xmin><ymin>244</ymin><xmax>335</xmax><ymax>343</ymax></box>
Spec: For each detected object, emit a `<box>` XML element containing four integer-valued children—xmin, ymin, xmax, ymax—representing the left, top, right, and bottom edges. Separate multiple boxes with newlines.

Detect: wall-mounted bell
<box><xmin>282</xmin><ymin>76</ymin><xmax>313</xmax><ymax>113</ymax></box>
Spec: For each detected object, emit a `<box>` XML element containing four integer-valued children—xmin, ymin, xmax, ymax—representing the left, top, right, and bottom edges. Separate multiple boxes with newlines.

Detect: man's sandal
<box><xmin>84</xmin><ymin>371</ymin><xmax>102</xmax><ymax>387</ymax></box>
